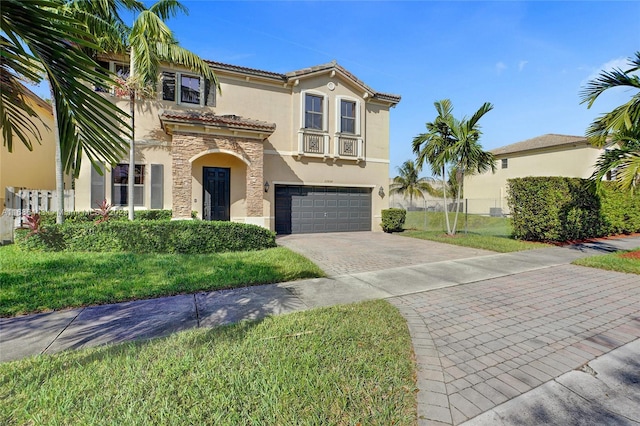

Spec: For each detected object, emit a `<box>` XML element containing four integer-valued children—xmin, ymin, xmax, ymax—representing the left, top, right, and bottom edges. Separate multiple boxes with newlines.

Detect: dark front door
<box><xmin>203</xmin><ymin>167</ymin><xmax>230</xmax><ymax>221</ymax></box>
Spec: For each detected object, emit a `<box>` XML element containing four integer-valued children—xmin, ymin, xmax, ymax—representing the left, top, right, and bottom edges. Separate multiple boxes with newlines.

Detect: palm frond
<box><xmin>1</xmin><ymin>0</ymin><xmax>132</xmax><ymax>174</ymax></box>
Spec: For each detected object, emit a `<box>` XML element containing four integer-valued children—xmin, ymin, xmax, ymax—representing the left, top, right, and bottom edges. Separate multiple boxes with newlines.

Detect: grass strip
<box><xmin>401</xmin><ymin>230</ymin><xmax>547</xmax><ymax>253</ymax></box>
<box><xmin>0</xmin><ymin>245</ymin><xmax>324</xmax><ymax>317</ymax></box>
<box><xmin>0</xmin><ymin>300</ymin><xmax>416</xmax><ymax>425</ymax></box>
<box><xmin>572</xmin><ymin>248</ymin><xmax>640</xmax><ymax>274</ymax></box>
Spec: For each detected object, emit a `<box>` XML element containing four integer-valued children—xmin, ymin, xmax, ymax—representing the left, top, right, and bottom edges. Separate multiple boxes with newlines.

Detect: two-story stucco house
<box><xmin>463</xmin><ymin>134</ymin><xmax>605</xmax><ymax>215</ymax></box>
<box><xmin>74</xmin><ymin>59</ymin><xmax>400</xmax><ymax>233</ymax></box>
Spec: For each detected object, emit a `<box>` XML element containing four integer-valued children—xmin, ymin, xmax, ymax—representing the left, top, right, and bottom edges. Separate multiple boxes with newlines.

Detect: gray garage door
<box><xmin>275</xmin><ymin>185</ymin><xmax>372</xmax><ymax>234</ymax></box>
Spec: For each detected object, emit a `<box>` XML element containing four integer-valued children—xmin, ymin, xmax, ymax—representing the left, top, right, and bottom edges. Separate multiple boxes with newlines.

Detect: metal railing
<box><xmin>338</xmin><ymin>136</ymin><xmax>358</xmax><ymax>157</ymax></box>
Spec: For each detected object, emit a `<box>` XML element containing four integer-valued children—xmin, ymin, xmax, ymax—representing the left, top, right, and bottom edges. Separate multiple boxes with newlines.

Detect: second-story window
<box><xmin>162</xmin><ymin>72</ymin><xmax>214</xmax><ymax>106</ymax></box>
<box><xmin>501</xmin><ymin>158</ymin><xmax>508</xmax><ymax>169</ymax></box>
<box><xmin>114</xmin><ymin>63</ymin><xmax>130</xmax><ymax>79</ymax></box>
<box><xmin>305</xmin><ymin>94</ymin><xmax>324</xmax><ymax>130</ymax></box>
<box><xmin>340</xmin><ymin>100</ymin><xmax>356</xmax><ymax>134</ymax></box>
<box><xmin>180</xmin><ymin>75</ymin><xmax>200</xmax><ymax>104</ymax></box>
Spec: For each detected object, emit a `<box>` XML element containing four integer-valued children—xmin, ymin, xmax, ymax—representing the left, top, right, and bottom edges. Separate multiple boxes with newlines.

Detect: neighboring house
<box><xmin>1</xmin><ymin>86</ymin><xmax>57</xmax><ymax>214</ymax></box>
<box><xmin>74</xmin><ymin>59</ymin><xmax>400</xmax><ymax>233</ymax></box>
<box><xmin>463</xmin><ymin>134</ymin><xmax>605</xmax><ymax>215</ymax></box>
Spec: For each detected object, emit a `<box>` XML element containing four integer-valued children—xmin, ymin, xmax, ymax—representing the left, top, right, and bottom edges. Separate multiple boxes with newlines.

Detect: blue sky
<box><xmin>32</xmin><ymin>1</ymin><xmax>640</xmax><ymax>176</ymax></box>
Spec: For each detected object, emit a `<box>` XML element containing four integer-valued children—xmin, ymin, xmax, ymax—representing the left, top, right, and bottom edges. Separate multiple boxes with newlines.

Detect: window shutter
<box><xmin>162</xmin><ymin>72</ymin><xmax>176</xmax><ymax>101</ymax></box>
<box><xmin>150</xmin><ymin>164</ymin><xmax>164</xmax><ymax>209</ymax></box>
<box><xmin>205</xmin><ymin>79</ymin><xmax>216</xmax><ymax>107</ymax></box>
<box><xmin>90</xmin><ymin>164</ymin><xmax>105</xmax><ymax>207</ymax></box>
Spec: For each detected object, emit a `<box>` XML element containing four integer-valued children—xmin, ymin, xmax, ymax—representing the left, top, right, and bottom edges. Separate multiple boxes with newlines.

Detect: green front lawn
<box><xmin>0</xmin><ymin>245</ymin><xmax>324</xmax><ymax>317</ymax></box>
<box><xmin>572</xmin><ymin>248</ymin><xmax>640</xmax><ymax>274</ymax></box>
<box><xmin>402</xmin><ymin>230</ymin><xmax>548</xmax><ymax>252</ymax></box>
<box><xmin>0</xmin><ymin>300</ymin><xmax>416</xmax><ymax>425</ymax></box>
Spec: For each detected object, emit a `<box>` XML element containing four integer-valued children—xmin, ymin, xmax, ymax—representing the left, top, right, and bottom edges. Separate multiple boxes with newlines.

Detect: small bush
<box><xmin>17</xmin><ymin>220</ymin><xmax>276</xmax><ymax>254</ymax></box>
<box><xmin>381</xmin><ymin>208</ymin><xmax>406</xmax><ymax>233</ymax></box>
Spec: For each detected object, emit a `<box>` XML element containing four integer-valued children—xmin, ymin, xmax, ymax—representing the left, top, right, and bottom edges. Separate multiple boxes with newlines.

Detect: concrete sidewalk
<box><xmin>4</xmin><ymin>237</ymin><xmax>637</xmax><ymax>362</ymax></box>
<box><xmin>1</xmin><ymin>234</ymin><xmax>639</xmax><ymax>425</ymax></box>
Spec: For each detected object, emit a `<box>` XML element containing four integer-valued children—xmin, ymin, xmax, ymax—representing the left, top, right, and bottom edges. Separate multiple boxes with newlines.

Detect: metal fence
<box><xmin>390</xmin><ymin>197</ymin><xmax>511</xmax><ymax>236</ymax></box>
<box><xmin>1</xmin><ymin>187</ymin><xmax>75</xmax><ymax>244</ymax></box>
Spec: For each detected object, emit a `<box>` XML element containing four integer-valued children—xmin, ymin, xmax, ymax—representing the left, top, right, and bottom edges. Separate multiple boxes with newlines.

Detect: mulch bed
<box><xmin>620</xmin><ymin>250</ymin><xmax>640</xmax><ymax>260</ymax></box>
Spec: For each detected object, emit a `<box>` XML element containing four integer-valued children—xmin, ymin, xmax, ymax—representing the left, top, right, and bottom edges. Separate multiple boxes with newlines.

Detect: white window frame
<box><xmin>335</xmin><ymin>96</ymin><xmax>361</xmax><ymax>135</ymax></box>
<box><xmin>300</xmin><ymin>90</ymin><xmax>328</xmax><ymax>132</ymax></box>
<box><xmin>111</xmin><ymin>163</ymin><xmax>145</xmax><ymax>207</ymax></box>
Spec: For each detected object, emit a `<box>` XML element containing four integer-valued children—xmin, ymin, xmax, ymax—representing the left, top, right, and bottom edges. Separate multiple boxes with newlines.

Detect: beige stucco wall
<box><xmin>1</xmin><ymin>97</ymin><xmax>57</xmax><ymax>213</ymax></box>
<box><xmin>74</xmin><ymin>61</ymin><xmax>394</xmax><ymax>231</ymax></box>
<box><xmin>463</xmin><ymin>144</ymin><xmax>603</xmax><ymax>214</ymax></box>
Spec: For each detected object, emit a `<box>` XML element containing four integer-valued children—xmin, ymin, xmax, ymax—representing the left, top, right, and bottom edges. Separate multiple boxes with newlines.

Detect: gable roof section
<box><xmin>286</xmin><ymin>60</ymin><xmax>401</xmax><ymax>105</ymax></box>
<box><xmin>492</xmin><ymin>134</ymin><xmax>591</xmax><ymax>156</ymax></box>
<box><xmin>206</xmin><ymin>59</ymin><xmax>401</xmax><ymax>105</ymax></box>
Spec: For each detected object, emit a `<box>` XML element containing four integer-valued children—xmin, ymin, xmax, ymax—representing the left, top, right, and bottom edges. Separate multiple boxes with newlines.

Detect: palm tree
<box><xmin>588</xmin><ymin>127</ymin><xmax>640</xmax><ymax>193</ymax></box>
<box><xmin>581</xmin><ymin>52</ymin><xmax>640</xmax><ymax>192</ymax></box>
<box><xmin>124</xmin><ymin>0</ymin><xmax>219</xmax><ymax>220</ymax></box>
<box><xmin>412</xmin><ymin>99</ymin><xmax>457</xmax><ymax>234</ymax></box>
<box><xmin>2</xmin><ymin>0</ymin><xmax>133</xmax><ymax>223</ymax></box>
<box><xmin>448</xmin><ymin>102</ymin><xmax>496</xmax><ymax>233</ymax></box>
<box><xmin>390</xmin><ymin>160</ymin><xmax>440</xmax><ymax>210</ymax></box>
<box><xmin>51</xmin><ymin>0</ymin><xmax>141</xmax><ymax>224</ymax></box>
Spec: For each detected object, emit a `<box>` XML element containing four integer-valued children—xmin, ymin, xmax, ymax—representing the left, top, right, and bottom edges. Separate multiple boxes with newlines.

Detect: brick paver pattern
<box><xmin>278</xmin><ymin>232</ymin><xmax>492</xmax><ymax>276</ymax></box>
<box><xmin>390</xmin><ymin>264</ymin><xmax>640</xmax><ymax>426</ymax></box>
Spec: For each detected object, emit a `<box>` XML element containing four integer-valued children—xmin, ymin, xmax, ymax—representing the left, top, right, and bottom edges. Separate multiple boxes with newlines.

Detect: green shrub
<box><xmin>38</xmin><ymin>209</ymin><xmax>191</xmax><ymax>225</ymax></box>
<box><xmin>17</xmin><ymin>220</ymin><xmax>276</xmax><ymax>254</ymax></box>
<box><xmin>599</xmin><ymin>183</ymin><xmax>640</xmax><ymax>234</ymax></box>
<box><xmin>381</xmin><ymin>208</ymin><xmax>406</xmax><ymax>233</ymax></box>
<box><xmin>507</xmin><ymin>177</ymin><xmax>640</xmax><ymax>242</ymax></box>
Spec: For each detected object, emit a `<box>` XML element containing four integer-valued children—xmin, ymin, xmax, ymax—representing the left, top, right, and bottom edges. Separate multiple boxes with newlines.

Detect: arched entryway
<box><xmin>159</xmin><ymin>112</ymin><xmax>275</xmax><ymax>226</ymax></box>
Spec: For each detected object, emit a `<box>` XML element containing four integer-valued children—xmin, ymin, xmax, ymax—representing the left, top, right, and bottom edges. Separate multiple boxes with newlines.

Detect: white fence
<box><xmin>1</xmin><ymin>187</ymin><xmax>75</xmax><ymax>244</ymax></box>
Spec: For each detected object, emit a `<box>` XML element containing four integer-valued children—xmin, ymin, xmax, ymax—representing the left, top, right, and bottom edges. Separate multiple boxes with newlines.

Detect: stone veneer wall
<box><xmin>171</xmin><ymin>132</ymin><xmax>264</xmax><ymax>219</ymax></box>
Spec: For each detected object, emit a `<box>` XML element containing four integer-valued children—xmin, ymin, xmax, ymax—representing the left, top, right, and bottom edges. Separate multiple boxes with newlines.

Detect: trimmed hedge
<box><xmin>381</xmin><ymin>208</ymin><xmax>406</xmax><ymax>233</ymax></box>
<box><xmin>599</xmin><ymin>185</ymin><xmax>640</xmax><ymax>234</ymax></box>
<box><xmin>16</xmin><ymin>220</ymin><xmax>276</xmax><ymax>254</ymax></box>
<box><xmin>38</xmin><ymin>210</ymin><xmax>193</xmax><ymax>225</ymax></box>
<box><xmin>507</xmin><ymin>177</ymin><xmax>640</xmax><ymax>242</ymax></box>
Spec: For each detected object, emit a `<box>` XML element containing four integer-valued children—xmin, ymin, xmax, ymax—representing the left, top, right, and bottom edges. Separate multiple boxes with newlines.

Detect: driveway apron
<box><xmin>277</xmin><ymin>232</ymin><xmax>494</xmax><ymax>276</ymax></box>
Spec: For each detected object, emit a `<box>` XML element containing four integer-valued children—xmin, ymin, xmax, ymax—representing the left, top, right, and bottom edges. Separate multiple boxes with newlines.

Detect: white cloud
<box><xmin>518</xmin><ymin>60</ymin><xmax>528</xmax><ymax>71</ymax></box>
<box><xmin>496</xmin><ymin>62</ymin><xmax>507</xmax><ymax>74</ymax></box>
<box><xmin>583</xmin><ymin>57</ymin><xmax>632</xmax><ymax>85</ymax></box>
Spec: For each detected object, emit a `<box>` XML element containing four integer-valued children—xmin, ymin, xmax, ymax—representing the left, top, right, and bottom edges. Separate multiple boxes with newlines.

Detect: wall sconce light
<box><xmin>264</xmin><ymin>181</ymin><xmax>270</xmax><ymax>193</ymax></box>
<box><xmin>378</xmin><ymin>185</ymin><xmax>385</xmax><ymax>197</ymax></box>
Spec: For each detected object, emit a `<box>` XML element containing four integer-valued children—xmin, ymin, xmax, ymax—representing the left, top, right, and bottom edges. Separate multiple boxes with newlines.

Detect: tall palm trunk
<box><xmin>51</xmin><ymin>85</ymin><xmax>64</xmax><ymax>224</ymax></box>
<box><xmin>452</xmin><ymin>171</ymin><xmax>463</xmax><ymax>234</ymax></box>
<box><xmin>128</xmin><ymin>52</ymin><xmax>136</xmax><ymax>221</ymax></box>
<box><xmin>442</xmin><ymin>165</ymin><xmax>451</xmax><ymax>234</ymax></box>
<box><xmin>128</xmin><ymin>88</ymin><xmax>135</xmax><ymax>220</ymax></box>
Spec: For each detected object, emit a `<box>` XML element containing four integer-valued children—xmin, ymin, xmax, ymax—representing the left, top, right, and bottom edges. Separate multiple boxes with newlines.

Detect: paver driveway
<box><xmin>277</xmin><ymin>231</ymin><xmax>493</xmax><ymax>276</ymax></box>
<box><xmin>390</xmin><ymin>265</ymin><xmax>640</xmax><ymax>425</ymax></box>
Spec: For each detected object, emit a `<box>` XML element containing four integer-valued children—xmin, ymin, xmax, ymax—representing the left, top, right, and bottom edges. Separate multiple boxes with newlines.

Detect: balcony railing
<box><xmin>298</xmin><ymin>130</ymin><xmax>330</xmax><ymax>158</ymax></box>
<box><xmin>297</xmin><ymin>130</ymin><xmax>364</xmax><ymax>162</ymax></box>
<box><xmin>336</xmin><ymin>135</ymin><xmax>364</xmax><ymax>161</ymax></box>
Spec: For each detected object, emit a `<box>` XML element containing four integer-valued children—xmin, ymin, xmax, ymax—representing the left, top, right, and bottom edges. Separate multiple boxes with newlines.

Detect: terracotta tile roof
<box><xmin>491</xmin><ymin>134</ymin><xmax>590</xmax><ymax>156</ymax></box>
<box><xmin>160</xmin><ymin>110</ymin><xmax>276</xmax><ymax>133</ymax></box>
<box><xmin>205</xmin><ymin>60</ymin><xmax>286</xmax><ymax>81</ymax></box>
<box><xmin>205</xmin><ymin>59</ymin><xmax>401</xmax><ymax>104</ymax></box>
